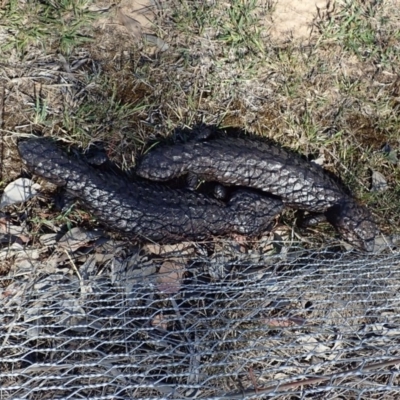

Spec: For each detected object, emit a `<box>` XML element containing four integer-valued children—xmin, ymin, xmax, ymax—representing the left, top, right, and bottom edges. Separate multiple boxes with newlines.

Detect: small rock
<box><xmin>0</xmin><ymin>178</ymin><xmax>39</xmax><ymax>208</ymax></box>
<box><xmin>371</xmin><ymin>170</ymin><xmax>388</xmax><ymax>192</ymax></box>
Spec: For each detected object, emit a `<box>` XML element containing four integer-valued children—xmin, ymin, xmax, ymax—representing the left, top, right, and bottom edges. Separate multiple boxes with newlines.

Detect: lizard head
<box><xmin>326</xmin><ymin>199</ymin><xmax>378</xmax><ymax>252</ymax></box>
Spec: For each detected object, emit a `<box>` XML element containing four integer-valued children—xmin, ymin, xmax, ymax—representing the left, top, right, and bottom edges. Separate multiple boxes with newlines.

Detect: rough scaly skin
<box><xmin>18</xmin><ymin>138</ymin><xmax>283</xmax><ymax>243</ymax></box>
<box><xmin>136</xmin><ymin>137</ymin><xmax>378</xmax><ymax>251</ymax></box>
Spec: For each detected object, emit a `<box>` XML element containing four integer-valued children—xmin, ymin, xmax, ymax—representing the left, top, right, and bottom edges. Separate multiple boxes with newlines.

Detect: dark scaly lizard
<box><xmin>136</xmin><ymin>137</ymin><xmax>378</xmax><ymax>251</ymax></box>
<box><xmin>18</xmin><ymin>138</ymin><xmax>283</xmax><ymax>242</ymax></box>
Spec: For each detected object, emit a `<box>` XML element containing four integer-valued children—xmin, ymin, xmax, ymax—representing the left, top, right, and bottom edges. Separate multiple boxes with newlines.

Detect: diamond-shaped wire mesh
<box><xmin>1</xmin><ymin>244</ymin><xmax>400</xmax><ymax>399</ymax></box>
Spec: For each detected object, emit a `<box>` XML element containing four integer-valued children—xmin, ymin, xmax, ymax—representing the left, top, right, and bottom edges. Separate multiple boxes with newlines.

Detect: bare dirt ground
<box><xmin>268</xmin><ymin>0</ymin><xmax>335</xmax><ymax>41</ymax></box>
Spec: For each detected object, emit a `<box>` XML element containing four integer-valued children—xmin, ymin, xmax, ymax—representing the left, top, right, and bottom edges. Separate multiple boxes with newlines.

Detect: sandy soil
<box><xmin>92</xmin><ymin>0</ymin><xmax>157</xmax><ymax>40</ymax></box>
<box><xmin>267</xmin><ymin>0</ymin><xmax>335</xmax><ymax>41</ymax></box>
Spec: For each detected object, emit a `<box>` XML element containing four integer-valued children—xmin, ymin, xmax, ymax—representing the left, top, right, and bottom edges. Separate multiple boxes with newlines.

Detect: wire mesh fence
<box><xmin>1</xmin><ymin>240</ymin><xmax>400</xmax><ymax>399</ymax></box>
